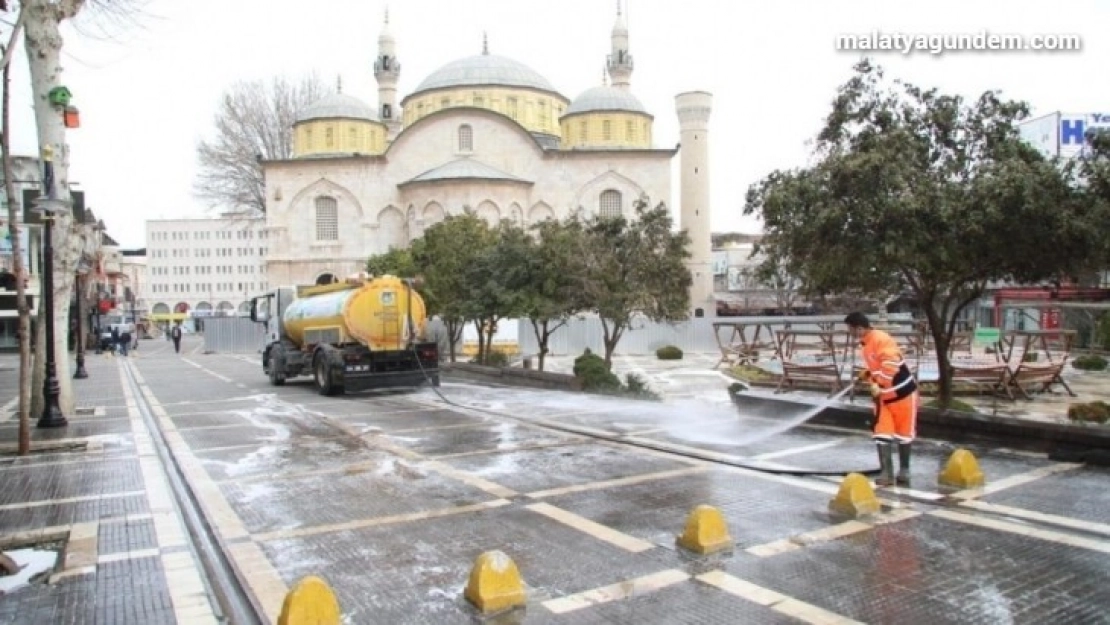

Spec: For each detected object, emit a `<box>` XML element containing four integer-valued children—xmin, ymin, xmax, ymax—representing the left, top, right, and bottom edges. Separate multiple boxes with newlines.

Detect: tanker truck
<box><xmin>248</xmin><ymin>275</ymin><xmax>440</xmax><ymax>395</ymax></box>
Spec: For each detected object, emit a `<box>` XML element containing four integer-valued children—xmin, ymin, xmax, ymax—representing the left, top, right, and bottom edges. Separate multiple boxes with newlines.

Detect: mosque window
<box><xmin>507</xmin><ymin>97</ymin><xmax>518</xmax><ymax>120</ymax></box>
<box><xmin>441</xmin><ymin>97</ymin><xmax>451</xmax><ymax>109</ymax></box>
<box><xmin>473</xmin><ymin>94</ymin><xmax>484</xmax><ymax>107</ymax></box>
<box><xmin>458</xmin><ymin>124</ymin><xmax>473</xmax><ymax>152</ymax></box>
<box><xmin>599</xmin><ymin>190</ymin><xmax>622</xmax><ymax>219</ymax></box>
<box><xmin>538</xmin><ymin>101</ymin><xmax>548</xmax><ymax>126</ymax></box>
<box><xmin>602</xmin><ymin>120</ymin><xmax>612</xmax><ymax>140</ymax></box>
<box><xmin>325</xmin><ymin>127</ymin><xmax>334</xmax><ymax>148</ymax></box>
<box><xmin>315</xmin><ymin>197</ymin><xmax>339</xmax><ymax>241</ymax></box>
<box><xmin>348</xmin><ymin>127</ymin><xmax>358</xmax><ymax>149</ymax></box>
<box><xmin>579</xmin><ymin>121</ymin><xmax>587</xmax><ymax>142</ymax></box>
<box><xmin>305</xmin><ymin>128</ymin><xmax>313</xmax><ymax>148</ymax></box>
<box><xmin>627</xmin><ymin>120</ymin><xmax>635</xmax><ymax>141</ymax></box>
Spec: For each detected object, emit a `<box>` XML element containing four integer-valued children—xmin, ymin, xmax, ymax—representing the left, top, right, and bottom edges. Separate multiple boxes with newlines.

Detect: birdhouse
<box><xmin>48</xmin><ymin>86</ymin><xmax>72</xmax><ymax>107</ymax></box>
<box><xmin>63</xmin><ymin>106</ymin><xmax>80</xmax><ymax>129</ymax></box>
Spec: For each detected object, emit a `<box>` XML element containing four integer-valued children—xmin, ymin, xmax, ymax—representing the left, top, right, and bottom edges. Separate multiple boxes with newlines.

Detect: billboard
<box><xmin>1019</xmin><ymin>112</ymin><xmax>1110</xmax><ymax>158</ymax></box>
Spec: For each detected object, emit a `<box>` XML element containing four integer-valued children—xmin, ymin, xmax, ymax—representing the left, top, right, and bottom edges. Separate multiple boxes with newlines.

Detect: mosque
<box><xmin>261</xmin><ymin>4</ymin><xmax>716</xmax><ymax>315</ymax></box>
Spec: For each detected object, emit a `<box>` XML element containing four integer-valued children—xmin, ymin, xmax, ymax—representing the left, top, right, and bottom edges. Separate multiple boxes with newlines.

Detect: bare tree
<box><xmin>1</xmin><ymin>9</ymin><xmax>31</xmax><ymax>453</ymax></box>
<box><xmin>195</xmin><ymin>75</ymin><xmax>329</xmax><ymax>214</ymax></box>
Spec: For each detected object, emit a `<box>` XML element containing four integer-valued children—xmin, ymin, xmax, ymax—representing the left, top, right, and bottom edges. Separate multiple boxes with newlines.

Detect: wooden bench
<box><xmin>1008</xmin><ymin>361</ymin><xmax>1074</xmax><ymax>399</ymax></box>
<box><xmin>775</xmin><ymin>362</ymin><xmax>844</xmax><ymax>397</ymax></box>
<box><xmin>951</xmin><ymin>364</ymin><xmax>1013</xmax><ymax>400</ymax></box>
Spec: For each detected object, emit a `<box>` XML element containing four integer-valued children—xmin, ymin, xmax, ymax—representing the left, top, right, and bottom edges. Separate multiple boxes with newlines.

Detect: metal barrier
<box><xmin>201</xmin><ymin>317</ymin><xmax>267</xmax><ymax>353</ymax></box>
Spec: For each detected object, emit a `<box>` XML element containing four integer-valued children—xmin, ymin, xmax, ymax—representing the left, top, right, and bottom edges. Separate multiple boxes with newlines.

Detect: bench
<box><xmin>950</xmin><ymin>364</ymin><xmax>1013</xmax><ymax>400</ymax></box>
<box><xmin>775</xmin><ymin>362</ymin><xmax>844</xmax><ymax>397</ymax></box>
<box><xmin>1008</xmin><ymin>361</ymin><xmax>1073</xmax><ymax>399</ymax></box>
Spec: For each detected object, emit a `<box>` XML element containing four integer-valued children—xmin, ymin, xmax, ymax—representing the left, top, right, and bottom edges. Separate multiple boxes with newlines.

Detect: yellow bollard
<box><xmin>828</xmin><ymin>472</ymin><xmax>881</xmax><ymax>518</ymax></box>
<box><xmin>675</xmin><ymin>505</ymin><xmax>734</xmax><ymax>554</ymax></box>
<box><xmin>464</xmin><ymin>550</ymin><xmax>526</xmax><ymax>614</ymax></box>
<box><xmin>938</xmin><ymin>448</ymin><xmax>985</xmax><ymax>488</ymax></box>
<box><xmin>277</xmin><ymin>575</ymin><xmax>341</xmax><ymax>625</ymax></box>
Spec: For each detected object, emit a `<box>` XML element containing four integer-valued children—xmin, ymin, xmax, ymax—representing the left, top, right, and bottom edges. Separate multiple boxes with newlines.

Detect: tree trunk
<box><xmin>599</xmin><ymin>318</ymin><xmax>624</xmax><ymax>370</ymax></box>
<box><xmin>530</xmin><ymin>318</ymin><xmax>562</xmax><ymax>372</ymax></box>
<box><xmin>25</xmin><ymin>0</ymin><xmax>82</xmax><ymax>415</ymax></box>
<box><xmin>1</xmin><ymin>57</ymin><xmax>32</xmax><ymax>455</ymax></box>
<box><xmin>444</xmin><ymin>317</ymin><xmax>463</xmax><ymax>362</ymax></box>
<box><xmin>932</xmin><ymin>331</ymin><xmax>953</xmax><ymax>408</ymax></box>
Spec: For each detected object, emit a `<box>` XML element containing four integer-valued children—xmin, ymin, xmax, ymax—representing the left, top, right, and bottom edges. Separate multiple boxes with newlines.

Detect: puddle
<box><xmin>0</xmin><ymin>547</ymin><xmax>60</xmax><ymax>595</ymax></box>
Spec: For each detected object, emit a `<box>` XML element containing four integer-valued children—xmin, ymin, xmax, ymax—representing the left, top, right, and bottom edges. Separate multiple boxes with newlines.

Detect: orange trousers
<box><xmin>873</xmin><ymin>391</ymin><xmax>918</xmax><ymax>443</ymax></box>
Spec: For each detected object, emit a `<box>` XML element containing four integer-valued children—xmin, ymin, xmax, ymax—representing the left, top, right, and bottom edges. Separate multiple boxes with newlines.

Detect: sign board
<box><xmin>21</xmin><ymin>190</ymin><xmax>86</xmax><ymax>225</ymax></box>
<box><xmin>972</xmin><ymin>327</ymin><xmax>1001</xmax><ymax>346</ymax></box>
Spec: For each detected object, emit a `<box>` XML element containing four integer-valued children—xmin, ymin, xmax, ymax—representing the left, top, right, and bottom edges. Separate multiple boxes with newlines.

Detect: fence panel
<box><xmin>202</xmin><ymin>317</ymin><xmax>268</xmax><ymax>353</ymax></box>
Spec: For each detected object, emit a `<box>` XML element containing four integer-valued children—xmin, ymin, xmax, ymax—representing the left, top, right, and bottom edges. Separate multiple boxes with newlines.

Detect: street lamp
<box><xmin>35</xmin><ymin>195</ymin><xmax>69</xmax><ymax>428</ymax></box>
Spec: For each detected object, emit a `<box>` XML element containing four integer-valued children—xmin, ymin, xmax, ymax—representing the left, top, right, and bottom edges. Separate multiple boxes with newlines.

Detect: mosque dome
<box><xmin>564</xmin><ymin>85</ymin><xmax>648</xmax><ymax>116</ymax></box>
<box><xmin>412</xmin><ymin>54</ymin><xmax>560</xmax><ymax>95</ymax></box>
<box><xmin>295</xmin><ymin>93</ymin><xmax>378</xmax><ymax>124</ymax></box>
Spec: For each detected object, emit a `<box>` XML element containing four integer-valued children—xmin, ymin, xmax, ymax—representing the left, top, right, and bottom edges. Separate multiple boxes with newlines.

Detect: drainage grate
<box><xmin>0</xmin><ymin>539</ymin><xmax>64</xmax><ymax>595</ymax></box>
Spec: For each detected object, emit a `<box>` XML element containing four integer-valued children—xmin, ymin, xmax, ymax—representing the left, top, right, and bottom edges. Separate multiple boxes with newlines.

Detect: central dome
<box><xmin>565</xmin><ymin>85</ymin><xmax>648</xmax><ymax>116</ymax></box>
<box><xmin>413</xmin><ymin>54</ymin><xmax>559</xmax><ymax>94</ymax></box>
<box><xmin>295</xmin><ymin>93</ymin><xmax>378</xmax><ymax>124</ymax></box>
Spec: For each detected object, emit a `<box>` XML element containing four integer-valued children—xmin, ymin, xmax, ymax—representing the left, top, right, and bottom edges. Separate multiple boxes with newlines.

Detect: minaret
<box><xmin>374</xmin><ymin>8</ymin><xmax>401</xmax><ymax>137</ymax></box>
<box><xmin>607</xmin><ymin>1</ymin><xmax>633</xmax><ymax>90</ymax></box>
<box><xmin>676</xmin><ymin>91</ymin><xmax>714</xmax><ymax>316</ymax></box>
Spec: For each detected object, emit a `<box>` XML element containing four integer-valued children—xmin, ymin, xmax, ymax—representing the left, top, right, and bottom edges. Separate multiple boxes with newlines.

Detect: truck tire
<box><xmin>313</xmin><ymin>353</ymin><xmax>343</xmax><ymax>396</ymax></box>
<box><xmin>266</xmin><ymin>346</ymin><xmax>286</xmax><ymax>386</ymax></box>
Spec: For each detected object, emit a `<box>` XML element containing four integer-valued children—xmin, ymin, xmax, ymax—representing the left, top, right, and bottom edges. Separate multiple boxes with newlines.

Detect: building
<box><xmin>145</xmin><ymin>215</ymin><xmax>268</xmax><ymax>330</ymax></box>
<box><xmin>1018</xmin><ymin>111</ymin><xmax>1110</xmax><ymax>159</ymax></box>
<box><xmin>262</xmin><ymin>4</ymin><xmax>716</xmax><ymax>315</ymax></box>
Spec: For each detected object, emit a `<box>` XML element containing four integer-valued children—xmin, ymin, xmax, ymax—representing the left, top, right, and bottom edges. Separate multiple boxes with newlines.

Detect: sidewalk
<box><xmin>0</xmin><ymin>348</ymin><xmax>216</xmax><ymax>625</ymax></box>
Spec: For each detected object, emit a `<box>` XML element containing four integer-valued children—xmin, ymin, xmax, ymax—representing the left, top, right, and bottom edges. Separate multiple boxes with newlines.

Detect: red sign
<box><xmin>174</xmin><ymin>302</ymin><xmax>189</xmax><ymax>314</ymax></box>
<box><xmin>97</xmin><ymin>299</ymin><xmax>112</xmax><ymax>313</ymax></box>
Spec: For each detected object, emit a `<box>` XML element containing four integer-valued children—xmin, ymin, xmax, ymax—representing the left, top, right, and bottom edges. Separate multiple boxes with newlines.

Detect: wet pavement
<box><xmin>2</xmin><ymin>337</ymin><xmax>1108</xmax><ymax>623</ymax></box>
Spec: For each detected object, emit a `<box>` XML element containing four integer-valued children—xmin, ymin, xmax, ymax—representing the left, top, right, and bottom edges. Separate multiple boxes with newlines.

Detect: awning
<box><xmin>148</xmin><ymin>313</ymin><xmax>189</xmax><ymax>322</ymax></box>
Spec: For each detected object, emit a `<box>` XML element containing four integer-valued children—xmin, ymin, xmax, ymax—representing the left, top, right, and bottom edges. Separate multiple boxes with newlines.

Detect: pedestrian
<box><xmin>119</xmin><ymin>328</ymin><xmax>131</xmax><ymax>357</ymax></box>
<box><xmin>110</xmin><ymin>326</ymin><xmax>120</xmax><ymax>356</ymax></box>
<box><xmin>171</xmin><ymin>323</ymin><xmax>183</xmax><ymax>354</ymax></box>
<box><xmin>845</xmin><ymin>312</ymin><xmax>919</xmax><ymax>487</ymax></box>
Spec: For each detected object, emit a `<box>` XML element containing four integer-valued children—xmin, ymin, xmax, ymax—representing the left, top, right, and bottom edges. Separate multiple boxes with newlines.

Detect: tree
<box><xmin>748</xmin><ymin>247</ymin><xmax>803</xmax><ymax>313</ymax></box>
<box><xmin>366</xmin><ymin>246</ymin><xmax>419</xmax><ymax>279</ymax></box>
<box><xmin>744</xmin><ymin>60</ymin><xmax>1103</xmax><ymax>407</ymax></box>
<box><xmin>195</xmin><ymin>75</ymin><xmax>328</xmax><ymax>214</ymax></box>
<box><xmin>524</xmin><ymin>218</ymin><xmax>586</xmax><ymax>371</ymax></box>
<box><xmin>411</xmin><ymin>212</ymin><xmax>496</xmax><ymax>362</ymax></box>
<box><xmin>576</xmin><ymin>200</ymin><xmax>692</xmax><ymax>369</ymax></box>
<box><xmin>462</xmin><ymin>221</ymin><xmax>532</xmax><ymax>365</ymax></box>
<box><xmin>1</xmin><ymin>9</ymin><xmax>30</xmax><ymax>453</ymax></box>
<box><xmin>19</xmin><ymin>0</ymin><xmax>140</xmax><ymax>418</ymax></box>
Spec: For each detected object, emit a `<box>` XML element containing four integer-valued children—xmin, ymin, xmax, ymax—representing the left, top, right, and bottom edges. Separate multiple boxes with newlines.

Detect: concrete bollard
<box><xmin>676</xmin><ymin>505</ymin><xmax>734</xmax><ymax>554</ymax></box>
<box><xmin>277</xmin><ymin>575</ymin><xmax>341</xmax><ymax>625</ymax></box>
<box><xmin>464</xmin><ymin>550</ymin><xmax>526</xmax><ymax>614</ymax></box>
<box><xmin>938</xmin><ymin>448</ymin><xmax>985</xmax><ymax>488</ymax></box>
<box><xmin>828</xmin><ymin>472</ymin><xmax>880</xmax><ymax>518</ymax></box>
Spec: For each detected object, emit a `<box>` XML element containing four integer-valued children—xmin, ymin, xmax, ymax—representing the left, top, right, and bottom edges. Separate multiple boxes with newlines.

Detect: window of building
<box><xmin>441</xmin><ymin>97</ymin><xmax>451</xmax><ymax>109</ymax></box>
<box><xmin>315</xmin><ymin>197</ymin><xmax>339</xmax><ymax>241</ymax></box>
<box><xmin>599</xmin><ymin>190</ymin><xmax>622</xmax><ymax>219</ymax></box>
<box><xmin>602</xmin><ymin>120</ymin><xmax>612</xmax><ymax>140</ymax></box>
<box><xmin>349</xmin><ymin>127</ymin><xmax>357</xmax><ymax>149</ymax></box>
<box><xmin>506</xmin><ymin>97</ymin><xmax>518</xmax><ymax>120</ymax></box>
<box><xmin>458</xmin><ymin>124</ymin><xmax>473</xmax><ymax>152</ymax></box>
<box><xmin>325</xmin><ymin>126</ymin><xmax>334</xmax><ymax>148</ymax></box>
<box><xmin>627</xmin><ymin>120</ymin><xmax>635</xmax><ymax>141</ymax></box>
<box><xmin>579</xmin><ymin>121</ymin><xmax>587</xmax><ymax>142</ymax></box>
<box><xmin>538</xmin><ymin>100</ymin><xmax>548</xmax><ymax>126</ymax></box>
<box><xmin>473</xmin><ymin>94</ymin><xmax>483</xmax><ymax>107</ymax></box>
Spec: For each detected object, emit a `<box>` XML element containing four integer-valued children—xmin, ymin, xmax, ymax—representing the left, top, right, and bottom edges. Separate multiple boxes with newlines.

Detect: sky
<box><xmin>4</xmin><ymin>0</ymin><xmax>1109</xmax><ymax>249</ymax></box>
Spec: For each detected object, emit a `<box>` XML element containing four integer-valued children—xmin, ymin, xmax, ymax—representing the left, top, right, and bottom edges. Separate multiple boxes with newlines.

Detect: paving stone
<box><xmin>983</xmin><ymin>465</ymin><xmax>1110</xmax><ymax>526</ymax></box>
<box><xmin>388</xmin><ymin>420</ymin><xmax>578</xmax><ymax>457</ymax></box>
<box><xmin>97</xmin><ymin>517</ymin><xmax>158</xmax><ymax>556</ymax></box>
<box><xmin>195</xmin><ymin>435</ymin><xmax>375</xmax><ymax>482</ymax></box>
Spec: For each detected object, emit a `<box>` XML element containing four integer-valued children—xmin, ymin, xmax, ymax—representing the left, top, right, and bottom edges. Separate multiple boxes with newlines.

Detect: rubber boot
<box><xmin>875</xmin><ymin>442</ymin><xmax>895</xmax><ymax>487</ymax></box>
<box><xmin>896</xmin><ymin>443</ymin><xmax>912</xmax><ymax>486</ymax></box>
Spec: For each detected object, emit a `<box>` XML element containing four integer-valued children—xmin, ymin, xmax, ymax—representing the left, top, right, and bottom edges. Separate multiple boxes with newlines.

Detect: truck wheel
<box><xmin>314</xmin><ymin>354</ymin><xmax>342</xmax><ymax>396</ymax></box>
<box><xmin>267</xmin><ymin>348</ymin><xmax>286</xmax><ymax>386</ymax></box>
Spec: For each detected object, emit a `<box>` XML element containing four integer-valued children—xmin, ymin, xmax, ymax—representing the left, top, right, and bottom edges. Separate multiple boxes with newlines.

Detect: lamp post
<box><xmin>35</xmin><ymin>195</ymin><xmax>69</xmax><ymax>428</ymax></box>
<box><xmin>73</xmin><ymin>213</ymin><xmax>98</xmax><ymax>379</ymax></box>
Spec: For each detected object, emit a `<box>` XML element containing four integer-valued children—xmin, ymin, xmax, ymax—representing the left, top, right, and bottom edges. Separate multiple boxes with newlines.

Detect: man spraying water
<box><xmin>845</xmin><ymin>312</ymin><xmax>919</xmax><ymax>487</ymax></box>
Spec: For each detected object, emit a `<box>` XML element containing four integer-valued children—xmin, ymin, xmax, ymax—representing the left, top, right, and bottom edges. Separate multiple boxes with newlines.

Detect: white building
<box><xmin>1018</xmin><ymin>111</ymin><xmax>1110</xmax><ymax>159</ymax></box>
<box><xmin>261</xmin><ymin>5</ymin><xmax>716</xmax><ymax>315</ymax></box>
<box><xmin>145</xmin><ymin>215</ymin><xmax>268</xmax><ymax>328</ymax></box>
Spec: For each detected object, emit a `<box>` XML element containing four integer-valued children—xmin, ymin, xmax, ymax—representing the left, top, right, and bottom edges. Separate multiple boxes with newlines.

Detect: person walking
<box><xmin>171</xmin><ymin>323</ymin><xmax>183</xmax><ymax>354</ymax></box>
<box><xmin>845</xmin><ymin>312</ymin><xmax>919</xmax><ymax>487</ymax></box>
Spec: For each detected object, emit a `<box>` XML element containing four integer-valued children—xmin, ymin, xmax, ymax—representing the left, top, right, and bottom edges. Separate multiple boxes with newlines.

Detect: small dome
<box><xmin>413</xmin><ymin>54</ymin><xmax>559</xmax><ymax>94</ymax></box>
<box><xmin>295</xmin><ymin>93</ymin><xmax>378</xmax><ymax>123</ymax></box>
<box><xmin>564</xmin><ymin>86</ymin><xmax>647</xmax><ymax>116</ymax></box>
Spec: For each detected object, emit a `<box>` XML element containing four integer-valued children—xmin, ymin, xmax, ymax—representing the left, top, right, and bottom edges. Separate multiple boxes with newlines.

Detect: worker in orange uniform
<box><xmin>845</xmin><ymin>312</ymin><xmax>919</xmax><ymax>486</ymax></box>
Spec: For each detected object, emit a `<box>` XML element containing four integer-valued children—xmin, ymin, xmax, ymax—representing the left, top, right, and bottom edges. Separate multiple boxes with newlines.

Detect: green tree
<box><xmin>411</xmin><ymin>212</ymin><xmax>495</xmax><ymax>362</ymax></box>
<box><xmin>463</xmin><ymin>221</ymin><xmax>532</xmax><ymax>365</ymax></box>
<box><xmin>524</xmin><ymin>218</ymin><xmax>587</xmax><ymax>371</ymax></box>
<box><xmin>366</xmin><ymin>246</ymin><xmax>419</xmax><ymax>279</ymax></box>
<box><xmin>576</xmin><ymin>199</ymin><xmax>692</xmax><ymax>369</ymax></box>
<box><xmin>745</xmin><ymin>60</ymin><xmax>1102</xmax><ymax>407</ymax></box>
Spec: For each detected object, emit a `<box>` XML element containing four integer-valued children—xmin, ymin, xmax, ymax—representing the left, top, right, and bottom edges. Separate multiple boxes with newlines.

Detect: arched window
<box><xmin>602</xmin><ymin>120</ymin><xmax>612</xmax><ymax>140</ymax></box>
<box><xmin>315</xmin><ymin>197</ymin><xmax>339</xmax><ymax>241</ymax></box>
<box><xmin>599</xmin><ymin>190</ymin><xmax>622</xmax><ymax>219</ymax></box>
<box><xmin>316</xmin><ymin>273</ymin><xmax>337</xmax><ymax>285</ymax></box>
<box><xmin>325</xmin><ymin>126</ymin><xmax>334</xmax><ymax>148</ymax></box>
<box><xmin>458</xmin><ymin>124</ymin><xmax>473</xmax><ymax>152</ymax></box>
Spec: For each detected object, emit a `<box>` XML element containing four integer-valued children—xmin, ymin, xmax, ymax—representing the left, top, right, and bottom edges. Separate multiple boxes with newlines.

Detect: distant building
<box><xmin>1018</xmin><ymin>111</ymin><xmax>1110</xmax><ymax>159</ymax></box>
<box><xmin>144</xmin><ymin>215</ymin><xmax>268</xmax><ymax>329</ymax></box>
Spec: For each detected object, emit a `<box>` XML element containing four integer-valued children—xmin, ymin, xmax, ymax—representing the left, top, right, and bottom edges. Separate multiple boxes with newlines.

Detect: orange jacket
<box><xmin>860</xmin><ymin>329</ymin><xmax>917</xmax><ymax>402</ymax></box>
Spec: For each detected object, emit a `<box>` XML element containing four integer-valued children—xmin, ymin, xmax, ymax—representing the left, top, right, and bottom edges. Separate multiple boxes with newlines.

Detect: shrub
<box><xmin>573</xmin><ymin>349</ymin><xmax>621</xmax><ymax>392</ymax></box>
<box><xmin>624</xmin><ymin>373</ymin><xmax>661</xmax><ymax>401</ymax></box>
<box><xmin>1067</xmin><ymin>401</ymin><xmax>1110</xmax><ymax>424</ymax></box>
<box><xmin>469</xmin><ymin>350</ymin><xmax>510</xmax><ymax>367</ymax></box>
<box><xmin>656</xmin><ymin>345</ymin><xmax>683</xmax><ymax>360</ymax></box>
<box><xmin>1072</xmin><ymin>354</ymin><xmax>1108</xmax><ymax>371</ymax></box>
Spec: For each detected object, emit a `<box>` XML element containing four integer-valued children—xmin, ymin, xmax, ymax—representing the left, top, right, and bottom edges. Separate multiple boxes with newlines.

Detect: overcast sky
<box><xmin>5</xmin><ymin>0</ymin><xmax>1108</xmax><ymax>248</ymax></box>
